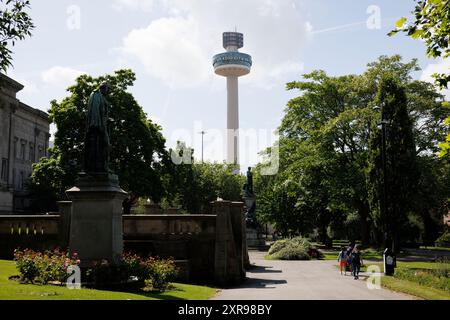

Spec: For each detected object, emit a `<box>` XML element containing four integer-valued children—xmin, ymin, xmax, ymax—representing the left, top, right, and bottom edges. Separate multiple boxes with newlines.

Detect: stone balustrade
<box><xmin>0</xmin><ymin>201</ymin><xmax>248</xmax><ymax>286</ymax></box>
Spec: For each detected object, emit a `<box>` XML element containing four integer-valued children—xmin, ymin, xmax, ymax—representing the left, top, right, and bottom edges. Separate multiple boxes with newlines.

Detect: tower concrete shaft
<box><xmin>227</xmin><ymin>76</ymin><xmax>239</xmax><ymax>164</ymax></box>
<box><xmin>213</xmin><ymin>31</ymin><xmax>252</xmax><ymax>165</ymax></box>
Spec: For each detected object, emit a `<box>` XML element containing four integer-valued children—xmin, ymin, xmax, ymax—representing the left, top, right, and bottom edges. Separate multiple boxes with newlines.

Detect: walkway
<box><xmin>213</xmin><ymin>251</ymin><xmax>415</xmax><ymax>300</ymax></box>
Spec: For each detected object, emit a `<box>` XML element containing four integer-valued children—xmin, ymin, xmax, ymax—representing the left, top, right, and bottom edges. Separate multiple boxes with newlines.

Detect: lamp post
<box><xmin>375</xmin><ymin>104</ymin><xmax>396</xmax><ymax>275</ymax></box>
<box><xmin>374</xmin><ymin>104</ymin><xmax>390</xmax><ymax>250</ymax></box>
<box><xmin>199</xmin><ymin>131</ymin><xmax>206</xmax><ymax>164</ymax></box>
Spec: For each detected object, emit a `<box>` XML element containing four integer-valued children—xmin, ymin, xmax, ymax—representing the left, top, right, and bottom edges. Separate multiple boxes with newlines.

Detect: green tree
<box><xmin>0</xmin><ymin>0</ymin><xmax>34</xmax><ymax>72</ymax></box>
<box><xmin>31</xmin><ymin>70</ymin><xmax>170</xmax><ymax>205</ymax></box>
<box><xmin>257</xmin><ymin>55</ymin><xmax>449</xmax><ymax>246</ymax></box>
<box><xmin>389</xmin><ymin>0</ymin><xmax>450</xmax><ymax>157</ymax></box>
<box><xmin>367</xmin><ymin>75</ymin><xmax>419</xmax><ymax>250</ymax></box>
<box><xmin>164</xmin><ymin>143</ymin><xmax>244</xmax><ymax>213</ymax></box>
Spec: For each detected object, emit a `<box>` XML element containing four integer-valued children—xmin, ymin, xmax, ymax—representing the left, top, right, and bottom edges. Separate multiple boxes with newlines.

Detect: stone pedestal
<box><xmin>57</xmin><ymin>201</ymin><xmax>72</xmax><ymax>250</ymax></box>
<box><xmin>66</xmin><ymin>173</ymin><xmax>127</xmax><ymax>266</ymax></box>
<box><xmin>246</xmin><ymin>228</ymin><xmax>266</xmax><ymax>248</ymax></box>
<box><xmin>212</xmin><ymin>200</ymin><xmax>246</xmax><ymax>286</ymax></box>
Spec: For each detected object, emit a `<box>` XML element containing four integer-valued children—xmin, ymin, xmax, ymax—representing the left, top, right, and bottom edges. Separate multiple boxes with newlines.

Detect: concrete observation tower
<box><xmin>213</xmin><ymin>32</ymin><xmax>252</xmax><ymax>164</ymax></box>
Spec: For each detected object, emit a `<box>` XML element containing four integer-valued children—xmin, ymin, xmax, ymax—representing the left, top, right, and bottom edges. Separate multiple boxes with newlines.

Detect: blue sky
<box><xmin>7</xmin><ymin>0</ymin><xmax>449</xmax><ymax>169</ymax></box>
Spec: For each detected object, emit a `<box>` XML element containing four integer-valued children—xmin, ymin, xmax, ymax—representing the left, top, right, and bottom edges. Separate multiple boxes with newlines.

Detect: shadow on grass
<box><xmin>85</xmin><ymin>283</ymin><xmax>189</xmax><ymax>300</ymax></box>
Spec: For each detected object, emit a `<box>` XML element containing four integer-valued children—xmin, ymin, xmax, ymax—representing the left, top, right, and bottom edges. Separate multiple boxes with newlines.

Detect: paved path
<box><xmin>213</xmin><ymin>251</ymin><xmax>415</xmax><ymax>300</ymax></box>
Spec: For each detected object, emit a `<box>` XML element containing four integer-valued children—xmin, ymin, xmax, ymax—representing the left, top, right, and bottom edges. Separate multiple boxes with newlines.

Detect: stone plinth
<box><xmin>212</xmin><ymin>200</ymin><xmax>246</xmax><ymax>286</ymax></box>
<box><xmin>246</xmin><ymin>228</ymin><xmax>266</xmax><ymax>248</ymax></box>
<box><xmin>66</xmin><ymin>173</ymin><xmax>127</xmax><ymax>266</ymax></box>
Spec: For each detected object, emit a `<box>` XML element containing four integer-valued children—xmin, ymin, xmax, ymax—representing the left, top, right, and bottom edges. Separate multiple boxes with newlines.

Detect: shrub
<box><xmin>13</xmin><ymin>249</ymin><xmax>178</xmax><ymax>292</ymax></box>
<box><xmin>270</xmin><ymin>246</ymin><xmax>311</xmax><ymax>260</ymax></box>
<box><xmin>14</xmin><ymin>249</ymin><xmax>39</xmax><ymax>283</ymax></box>
<box><xmin>268</xmin><ymin>239</ymin><xmax>288</xmax><ymax>255</ymax></box>
<box><xmin>435</xmin><ymin>231</ymin><xmax>450</xmax><ymax>248</ymax></box>
<box><xmin>14</xmin><ymin>248</ymin><xmax>80</xmax><ymax>284</ymax></box>
<box><xmin>267</xmin><ymin>237</ymin><xmax>322</xmax><ymax>260</ymax></box>
<box><xmin>395</xmin><ymin>268</ymin><xmax>450</xmax><ymax>292</ymax></box>
<box><xmin>145</xmin><ymin>257</ymin><xmax>178</xmax><ymax>291</ymax></box>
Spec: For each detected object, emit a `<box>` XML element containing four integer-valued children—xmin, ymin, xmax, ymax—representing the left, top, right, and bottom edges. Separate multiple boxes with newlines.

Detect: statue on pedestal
<box><xmin>84</xmin><ymin>82</ymin><xmax>111</xmax><ymax>174</ymax></box>
<box><xmin>243</xmin><ymin>167</ymin><xmax>257</xmax><ymax>228</ymax></box>
<box><xmin>67</xmin><ymin>82</ymin><xmax>126</xmax><ymax>265</ymax></box>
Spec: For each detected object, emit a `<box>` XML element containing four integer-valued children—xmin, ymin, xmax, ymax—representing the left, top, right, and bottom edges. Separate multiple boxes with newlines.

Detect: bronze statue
<box><xmin>244</xmin><ymin>167</ymin><xmax>254</xmax><ymax>198</ymax></box>
<box><xmin>243</xmin><ymin>167</ymin><xmax>257</xmax><ymax>228</ymax></box>
<box><xmin>84</xmin><ymin>82</ymin><xmax>111</xmax><ymax>174</ymax></box>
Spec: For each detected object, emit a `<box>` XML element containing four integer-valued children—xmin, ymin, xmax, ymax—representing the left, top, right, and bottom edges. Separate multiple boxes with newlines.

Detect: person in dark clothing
<box><xmin>350</xmin><ymin>245</ymin><xmax>364</xmax><ymax>280</ymax></box>
<box><xmin>346</xmin><ymin>242</ymin><xmax>355</xmax><ymax>273</ymax></box>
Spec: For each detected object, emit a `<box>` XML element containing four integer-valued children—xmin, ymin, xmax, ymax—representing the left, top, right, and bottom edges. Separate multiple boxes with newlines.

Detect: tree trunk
<box><xmin>357</xmin><ymin>200</ymin><xmax>371</xmax><ymax>246</ymax></box>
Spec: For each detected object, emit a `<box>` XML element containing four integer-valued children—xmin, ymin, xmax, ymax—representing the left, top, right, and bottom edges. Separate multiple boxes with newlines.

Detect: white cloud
<box><xmin>421</xmin><ymin>59</ymin><xmax>450</xmax><ymax>100</ymax></box>
<box><xmin>41</xmin><ymin>66</ymin><xmax>86</xmax><ymax>88</ymax></box>
<box><xmin>119</xmin><ymin>0</ymin><xmax>311</xmax><ymax>89</ymax></box>
<box><xmin>121</xmin><ymin>16</ymin><xmax>210</xmax><ymax>88</ymax></box>
<box><xmin>112</xmin><ymin>0</ymin><xmax>156</xmax><ymax>12</ymax></box>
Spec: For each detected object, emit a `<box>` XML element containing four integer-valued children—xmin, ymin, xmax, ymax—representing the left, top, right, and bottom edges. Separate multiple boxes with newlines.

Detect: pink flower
<box><xmin>76</xmin><ymin>259</ymin><xmax>81</xmax><ymax>265</ymax></box>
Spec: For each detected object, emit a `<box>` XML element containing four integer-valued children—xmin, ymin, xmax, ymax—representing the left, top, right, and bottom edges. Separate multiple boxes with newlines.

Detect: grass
<box><xmin>332</xmin><ymin>259</ymin><xmax>450</xmax><ymax>300</ymax></box>
<box><xmin>320</xmin><ymin>248</ymin><xmax>383</xmax><ymax>261</ymax></box>
<box><xmin>381</xmin><ymin>276</ymin><xmax>450</xmax><ymax>300</ymax></box>
<box><xmin>0</xmin><ymin>260</ymin><xmax>217</xmax><ymax>300</ymax></box>
<box><xmin>419</xmin><ymin>246</ymin><xmax>450</xmax><ymax>252</ymax></box>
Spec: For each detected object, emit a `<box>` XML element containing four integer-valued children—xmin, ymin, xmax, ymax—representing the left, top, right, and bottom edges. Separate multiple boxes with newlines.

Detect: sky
<box><xmin>6</xmin><ymin>0</ymin><xmax>450</xmax><ymax>169</ymax></box>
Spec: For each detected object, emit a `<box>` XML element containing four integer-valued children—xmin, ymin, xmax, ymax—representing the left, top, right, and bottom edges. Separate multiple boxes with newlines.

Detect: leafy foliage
<box><xmin>435</xmin><ymin>231</ymin><xmax>450</xmax><ymax>247</ymax></box>
<box><xmin>14</xmin><ymin>249</ymin><xmax>178</xmax><ymax>292</ymax></box>
<box><xmin>14</xmin><ymin>248</ymin><xmax>80</xmax><ymax>284</ymax></box>
<box><xmin>389</xmin><ymin>0</ymin><xmax>450</xmax><ymax>157</ymax></box>
<box><xmin>267</xmin><ymin>237</ymin><xmax>321</xmax><ymax>260</ymax></box>
<box><xmin>256</xmin><ymin>55</ymin><xmax>450</xmax><ymax>247</ymax></box>
<box><xmin>0</xmin><ymin>0</ymin><xmax>34</xmax><ymax>72</ymax></box>
<box><xmin>164</xmin><ymin>142</ymin><xmax>244</xmax><ymax>213</ymax></box>
<box><xmin>366</xmin><ymin>75</ymin><xmax>419</xmax><ymax>247</ymax></box>
<box><xmin>390</xmin><ymin>0</ymin><xmax>450</xmax><ymax>86</ymax></box>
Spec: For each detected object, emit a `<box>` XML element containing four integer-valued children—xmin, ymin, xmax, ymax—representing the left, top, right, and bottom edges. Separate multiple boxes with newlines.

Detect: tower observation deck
<box><xmin>213</xmin><ymin>32</ymin><xmax>252</xmax><ymax>165</ymax></box>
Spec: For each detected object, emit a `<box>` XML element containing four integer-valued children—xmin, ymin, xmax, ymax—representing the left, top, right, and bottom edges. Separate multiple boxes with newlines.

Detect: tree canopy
<box><xmin>389</xmin><ymin>0</ymin><xmax>450</xmax><ymax>157</ymax></box>
<box><xmin>255</xmin><ymin>55</ymin><xmax>450</xmax><ymax>246</ymax></box>
<box><xmin>0</xmin><ymin>0</ymin><xmax>34</xmax><ymax>72</ymax></box>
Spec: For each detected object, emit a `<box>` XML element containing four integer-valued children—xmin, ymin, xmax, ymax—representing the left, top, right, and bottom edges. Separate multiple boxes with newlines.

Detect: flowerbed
<box><xmin>13</xmin><ymin>249</ymin><xmax>178</xmax><ymax>292</ymax></box>
<box><xmin>14</xmin><ymin>248</ymin><xmax>80</xmax><ymax>285</ymax></box>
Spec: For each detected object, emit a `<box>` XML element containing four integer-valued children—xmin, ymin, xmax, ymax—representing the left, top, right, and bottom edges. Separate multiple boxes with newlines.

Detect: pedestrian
<box><xmin>346</xmin><ymin>242</ymin><xmax>354</xmax><ymax>273</ymax></box>
<box><xmin>350</xmin><ymin>245</ymin><xmax>364</xmax><ymax>280</ymax></box>
<box><xmin>272</xmin><ymin>231</ymin><xmax>278</xmax><ymax>241</ymax></box>
<box><xmin>346</xmin><ymin>242</ymin><xmax>354</xmax><ymax>256</ymax></box>
<box><xmin>337</xmin><ymin>246</ymin><xmax>348</xmax><ymax>275</ymax></box>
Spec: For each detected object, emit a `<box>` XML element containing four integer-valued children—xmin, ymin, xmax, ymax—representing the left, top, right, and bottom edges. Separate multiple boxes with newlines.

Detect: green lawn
<box><xmin>419</xmin><ymin>246</ymin><xmax>450</xmax><ymax>252</ymax></box>
<box><xmin>0</xmin><ymin>260</ymin><xmax>217</xmax><ymax>300</ymax></box>
<box><xmin>381</xmin><ymin>276</ymin><xmax>450</xmax><ymax>300</ymax></box>
<box><xmin>331</xmin><ymin>259</ymin><xmax>450</xmax><ymax>300</ymax></box>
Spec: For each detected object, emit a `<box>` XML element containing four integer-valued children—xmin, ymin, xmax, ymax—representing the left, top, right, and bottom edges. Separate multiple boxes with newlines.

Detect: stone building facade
<box><xmin>0</xmin><ymin>74</ymin><xmax>50</xmax><ymax>213</ymax></box>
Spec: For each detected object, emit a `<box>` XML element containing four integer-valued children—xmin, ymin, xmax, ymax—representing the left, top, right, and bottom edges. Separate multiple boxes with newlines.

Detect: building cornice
<box><xmin>0</xmin><ymin>73</ymin><xmax>24</xmax><ymax>93</ymax></box>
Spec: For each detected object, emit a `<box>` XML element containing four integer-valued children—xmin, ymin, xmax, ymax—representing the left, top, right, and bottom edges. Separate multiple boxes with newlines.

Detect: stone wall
<box><xmin>0</xmin><ymin>214</ymin><xmax>61</xmax><ymax>259</ymax></box>
<box><xmin>0</xmin><ymin>201</ymin><xmax>247</xmax><ymax>286</ymax></box>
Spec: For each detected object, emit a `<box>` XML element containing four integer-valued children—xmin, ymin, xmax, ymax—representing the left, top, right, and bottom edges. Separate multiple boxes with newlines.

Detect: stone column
<box><xmin>57</xmin><ymin>201</ymin><xmax>72</xmax><ymax>250</ymax></box>
<box><xmin>230</xmin><ymin>201</ymin><xmax>246</xmax><ymax>280</ymax></box>
<box><xmin>66</xmin><ymin>173</ymin><xmax>127</xmax><ymax>266</ymax></box>
<box><xmin>212</xmin><ymin>200</ymin><xmax>241</xmax><ymax>286</ymax></box>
